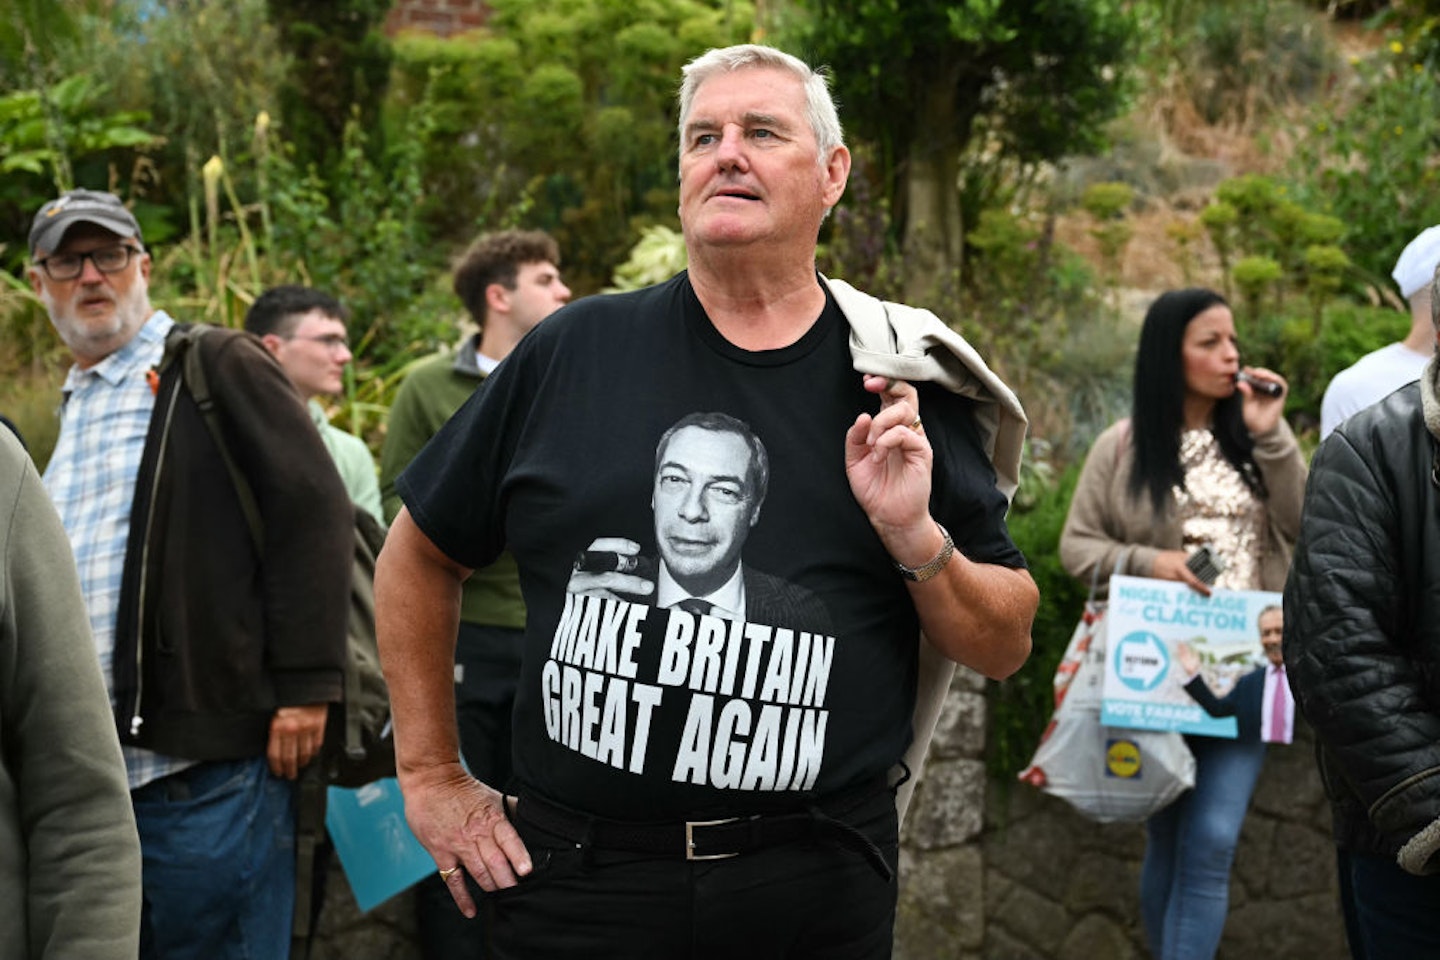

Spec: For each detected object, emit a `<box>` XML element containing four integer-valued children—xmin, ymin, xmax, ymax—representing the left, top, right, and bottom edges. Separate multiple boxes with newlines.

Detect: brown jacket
<box><xmin>113</xmin><ymin>326</ymin><xmax>352</xmax><ymax>760</ymax></box>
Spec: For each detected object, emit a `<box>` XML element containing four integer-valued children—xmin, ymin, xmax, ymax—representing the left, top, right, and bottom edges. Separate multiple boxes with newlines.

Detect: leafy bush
<box><xmin>1146</xmin><ymin>0</ymin><xmax>1336</xmax><ymax>128</ymax></box>
<box><xmin>1288</xmin><ymin>36</ymin><xmax>1440</xmax><ymax>296</ymax></box>
<box><xmin>388</xmin><ymin>0</ymin><xmax>754</xmax><ymax>292</ymax></box>
<box><xmin>64</xmin><ymin>0</ymin><xmax>288</xmax><ymax>245</ymax></box>
<box><xmin>267</xmin><ymin>0</ymin><xmax>393</xmax><ymax>177</ymax></box>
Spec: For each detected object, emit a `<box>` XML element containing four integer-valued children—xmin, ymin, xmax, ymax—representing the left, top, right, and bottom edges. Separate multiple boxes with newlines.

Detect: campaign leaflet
<box><xmin>326</xmin><ymin>779</ymin><xmax>434</xmax><ymax>912</ymax></box>
<box><xmin>1100</xmin><ymin>575</ymin><xmax>1280</xmax><ymax>738</ymax></box>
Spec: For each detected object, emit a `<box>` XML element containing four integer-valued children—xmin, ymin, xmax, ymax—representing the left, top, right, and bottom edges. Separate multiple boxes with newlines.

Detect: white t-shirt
<box><xmin>1320</xmin><ymin>342</ymin><xmax>1433</xmax><ymax>438</ymax></box>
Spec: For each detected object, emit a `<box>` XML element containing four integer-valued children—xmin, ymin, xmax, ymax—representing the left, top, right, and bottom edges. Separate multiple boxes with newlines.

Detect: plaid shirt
<box><xmin>42</xmin><ymin>311</ymin><xmax>195</xmax><ymax>790</ymax></box>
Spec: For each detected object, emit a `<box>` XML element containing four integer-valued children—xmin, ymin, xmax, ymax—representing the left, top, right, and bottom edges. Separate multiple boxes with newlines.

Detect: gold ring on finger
<box><xmin>909</xmin><ymin>417</ymin><xmax>923</xmax><ymax>432</ymax></box>
<box><xmin>439</xmin><ymin>866</ymin><xmax>461</xmax><ymax>881</ymax></box>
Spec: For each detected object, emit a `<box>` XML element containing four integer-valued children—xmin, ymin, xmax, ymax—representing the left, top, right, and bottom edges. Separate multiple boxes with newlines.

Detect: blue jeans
<box><xmin>1141</xmin><ymin>735</ymin><xmax>1266</xmax><ymax>960</ymax></box>
<box><xmin>1342</xmin><ymin>849</ymin><xmax>1440</xmax><ymax>958</ymax></box>
<box><xmin>132</xmin><ymin>757</ymin><xmax>296</xmax><ymax>960</ymax></box>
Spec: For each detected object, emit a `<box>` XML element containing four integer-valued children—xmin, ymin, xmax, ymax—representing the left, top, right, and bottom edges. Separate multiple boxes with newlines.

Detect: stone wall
<box><xmin>309</xmin><ymin>668</ymin><xmax>1350</xmax><ymax>958</ymax></box>
<box><xmin>895</xmin><ymin>669</ymin><xmax>1349</xmax><ymax>959</ymax></box>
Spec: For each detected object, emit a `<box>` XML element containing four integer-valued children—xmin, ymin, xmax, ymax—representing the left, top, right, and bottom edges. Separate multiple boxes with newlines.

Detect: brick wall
<box><xmin>384</xmin><ymin>0</ymin><xmax>491</xmax><ymax>38</ymax></box>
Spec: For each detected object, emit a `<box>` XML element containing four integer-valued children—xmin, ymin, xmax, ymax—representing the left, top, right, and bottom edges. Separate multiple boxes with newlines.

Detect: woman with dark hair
<box><xmin>1058</xmin><ymin>288</ymin><xmax>1307</xmax><ymax>960</ymax></box>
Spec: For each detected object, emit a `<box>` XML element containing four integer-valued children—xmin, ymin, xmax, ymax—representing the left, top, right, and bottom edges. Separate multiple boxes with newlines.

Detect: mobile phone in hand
<box><xmin>1185</xmin><ymin>544</ymin><xmax>1227</xmax><ymax>586</ymax></box>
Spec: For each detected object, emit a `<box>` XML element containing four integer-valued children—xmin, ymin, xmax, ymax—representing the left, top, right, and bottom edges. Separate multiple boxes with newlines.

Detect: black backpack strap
<box><xmin>164</xmin><ymin>324</ymin><xmax>265</xmax><ymax>553</ymax></box>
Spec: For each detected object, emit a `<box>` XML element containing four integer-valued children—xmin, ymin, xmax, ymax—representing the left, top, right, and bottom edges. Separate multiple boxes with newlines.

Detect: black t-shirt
<box><xmin>399</xmin><ymin>272</ymin><xmax>1025</xmax><ymax>820</ymax></box>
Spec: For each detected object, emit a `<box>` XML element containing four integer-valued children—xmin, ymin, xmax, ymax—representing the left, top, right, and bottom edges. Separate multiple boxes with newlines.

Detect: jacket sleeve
<box><xmin>1284</xmin><ymin>432</ymin><xmax>1440</xmax><ymax>874</ymax></box>
<box><xmin>1253</xmin><ymin>418</ymin><xmax>1306</xmax><ymax>547</ymax></box>
<box><xmin>1</xmin><ymin>434</ymin><xmax>142</xmax><ymax>958</ymax></box>
<box><xmin>1059</xmin><ymin>421</ymin><xmax>1159</xmax><ymax>588</ymax></box>
<box><xmin>379</xmin><ymin>362</ymin><xmax>440</xmax><ymax>524</ymax></box>
<box><xmin>208</xmin><ymin>335</ymin><xmax>351</xmax><ymax>706</ymax></box>
<box><xmin>1182</xmin><ymin>675</ymin><xmax>1239</xmax><ymax>718</ymax></box>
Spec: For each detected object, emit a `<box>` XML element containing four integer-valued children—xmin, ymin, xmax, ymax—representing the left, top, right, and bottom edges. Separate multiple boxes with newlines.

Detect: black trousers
<box><xmin>480</xmin><ymin>786</ymin><xmax>900</xmax><ymax>959</ymax></box>
<box><xmin>413</xmin><ymin>622</ymin><xmax>524</xmax><ymax>960</ymax></box>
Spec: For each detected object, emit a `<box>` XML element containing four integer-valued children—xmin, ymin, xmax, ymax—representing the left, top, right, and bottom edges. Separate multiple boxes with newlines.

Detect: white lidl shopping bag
<box><xmin>1018</xmin><ymin>603</ymin><xmax>1196</xmax><ymax>823</ymax></box>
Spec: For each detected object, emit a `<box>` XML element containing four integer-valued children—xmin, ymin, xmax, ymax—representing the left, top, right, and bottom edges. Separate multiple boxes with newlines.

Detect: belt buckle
<box><xmin>685</xmin><ymin>817</ymin><xmax>741</xmax><ymax>861</ymax></box>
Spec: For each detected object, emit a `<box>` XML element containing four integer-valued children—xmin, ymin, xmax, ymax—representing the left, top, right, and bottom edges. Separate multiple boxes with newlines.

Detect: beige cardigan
<box><xmin>1059</xmin><ymin>418</ymin><xmax>1307</xmax><ymax>594</ymax></box>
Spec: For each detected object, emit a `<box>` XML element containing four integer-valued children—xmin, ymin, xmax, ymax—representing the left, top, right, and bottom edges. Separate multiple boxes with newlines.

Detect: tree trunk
<box><xmin>901</xmin><ymin>76</ymin><xmax>964</xmax><ymax>310</ymax></box>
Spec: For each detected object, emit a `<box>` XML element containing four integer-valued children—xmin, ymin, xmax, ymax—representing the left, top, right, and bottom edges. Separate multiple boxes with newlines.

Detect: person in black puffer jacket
<box><xmin>1284</xmin><ymin>268</ymin><xmax>1440</xmax><ymax>960</ymax></box>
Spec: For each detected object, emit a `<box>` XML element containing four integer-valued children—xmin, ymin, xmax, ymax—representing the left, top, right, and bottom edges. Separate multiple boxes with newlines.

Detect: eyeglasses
<box><xmin>287</xmin><ymin>333</ymin><xmax>351</xmax><ymax>352</ymax></box>
<box><xmin>35</xmin><ymin>244</ymin><xmax>142</xmax><ymax>281</ymax></box>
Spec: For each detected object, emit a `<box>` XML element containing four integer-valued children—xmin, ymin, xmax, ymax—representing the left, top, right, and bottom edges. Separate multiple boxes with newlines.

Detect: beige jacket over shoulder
<box><xmin>1059</xmin><ymin>418</ymin><xmax>1307</xmax><ymax>594</ymax></box>
<box><xmin>827</xmin><ymin>276</ymin><xmax>1029</xmax><ymax>822</ymax></box>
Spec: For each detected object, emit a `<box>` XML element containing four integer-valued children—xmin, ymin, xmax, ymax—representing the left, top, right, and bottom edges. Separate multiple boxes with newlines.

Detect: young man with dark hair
<box><xmin>246</xmin><ymin>284</ymin><xmax>382</xmax><ymax>522</ymax></box>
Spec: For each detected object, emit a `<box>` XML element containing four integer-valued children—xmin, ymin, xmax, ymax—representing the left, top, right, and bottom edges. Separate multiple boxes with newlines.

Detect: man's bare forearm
<box><xmin>911</xmin><ymin>553</ymin><xmax>1036</xmax><ymax>680</ymax></box>
<box><xmin>375</xmin><ymin>508</ymin><xmax>472</xmax><ymax>784</ymax></box>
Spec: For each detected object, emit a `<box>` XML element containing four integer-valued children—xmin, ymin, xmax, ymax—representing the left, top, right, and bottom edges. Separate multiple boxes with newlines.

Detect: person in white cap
<box><xmin>1319</xmin><ymin>225</ymin><xmax>1440</xmax><ymax>437</ymax></box>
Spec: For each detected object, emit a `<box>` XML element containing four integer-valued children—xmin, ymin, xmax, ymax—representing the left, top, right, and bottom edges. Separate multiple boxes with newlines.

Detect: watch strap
<box><xmin>894</xmin><ymin>523</ymin><xmax>954</xmax><ymax>582</ymax></box>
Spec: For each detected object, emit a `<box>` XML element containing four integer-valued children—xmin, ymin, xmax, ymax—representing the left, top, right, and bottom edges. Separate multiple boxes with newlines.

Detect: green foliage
<box><xmin>0</xmin><ymin>1</ymin><xmax>82</xmax><ymax>82</ymax></box>
<box><xmin>1165</xmin><ymin>217</ymin><xmax>1206</xmax><ymax>285</ymax></box>
<box><xmin>988</xmin><ymin>461</ymin><xmax>1089</xmax><ymax>781</ymax></box>
<box><xmin>1288</xmin><ymin>34</ymin><xmax>1440</xmax><ymax>298</ymax></box>
<box><xmin>818</xmin><ymin>150</ymin><xmax>1131</xmax><ymax>462</ymax></box>
<box><xmin>186</xmin><ymin>106</ymin><xmax>447</xmax><ymax>361</ymax></box>
<box><xmin>1239</xmin><ymin>299</ymin><xmax>1410</xmax><ymax>429</ymax></box>
<box><xmin>816</xmin><ymin>149</ymin><xmax>905</xmax><ymax>302</ymax></box>
<box><xmin>957</xmin><ymin>204</ymin><xmax>1133</xmax><ymax>458</ymax></box>
<box><xmin>16</xmin><ymin>1</ymin><xmax>289</xmax><ymax>249</ymax></box>
<box><xmin>1232</xmin><ymin>254</ymin><xmax>1283</xmax><ymax>318</ymax></box>
<box><xmin>1082</xmin><ymin>181</ymin><xmax>1134</xmax><ymax>305</ymax></box>
<box><xmin>1187</xmin><ymin>169</ymin><xmax>1410</xmax><ymax>429</ymax></box>
<box><xmin>1080</xmin><ymin>181</ymin><xmax>1134</xmax><ymax>221</ymax></box>
<box><xmin>0</xmin><ymin>258</ymin><xmax>65</xmax><ymax>466</ymax></box>
<box><xmin>1142</xmin><ymin>0</ymin><xmax>1335</xmax><ymax>127</ymax></box>
<box><xmin>1302</xmin><ymin>243</ymin><xmax>1353</xmax><ymax>332</ymax></box>
<box><xmin>0</xmin><ymin>75</ymin><xmax>156</xmax><ymax>177</ymax></box>
<box><xmin>779</xmin><ymin>0</ymin><xmax>1137</xmax><ymax>246</ymax></box>
<box><xmin>1199</xmin><ymin>173</ymin><xmax>1359</xmax><ymax>338</ymax></box>
<box><xmin>607</xmin><ymin>225</ymin><xmax>688</xmax><ymax>292</ymax></box>
<box><xmin>388</xmin><ymin>0</ymin><xmax>753</xmax><ymax>292</ymax></box>
<box><xmin>266</xmin><ymin>0</ymin><xmax>394</xmax><ymax>177</ymax></box>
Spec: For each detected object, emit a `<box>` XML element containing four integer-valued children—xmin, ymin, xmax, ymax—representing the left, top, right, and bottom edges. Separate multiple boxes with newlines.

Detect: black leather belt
<box><xmin>513</xmin><ymin>778</ymin><xmax>895</xmax><ymax>881</ymax></box>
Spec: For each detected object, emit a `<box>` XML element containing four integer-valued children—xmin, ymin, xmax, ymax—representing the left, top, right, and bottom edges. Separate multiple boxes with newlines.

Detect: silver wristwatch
<box><xmin>893</xmin><ymin>523</ymin><xmax>955</xmax><ymax>582</ymax></box>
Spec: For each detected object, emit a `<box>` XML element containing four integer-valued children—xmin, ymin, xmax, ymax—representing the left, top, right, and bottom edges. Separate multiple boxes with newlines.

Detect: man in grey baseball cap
<box><xmin>27</xmin><ymin>183</ymin><xmax>354</xmax><ymax>959</ymax></box>
<box><xmin>28</xmin><ymin>188</ymin><xmax>143</xmax><ymax>259</ymax></box>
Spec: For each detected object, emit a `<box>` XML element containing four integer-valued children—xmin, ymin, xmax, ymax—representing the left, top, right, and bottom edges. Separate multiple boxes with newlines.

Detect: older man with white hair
<box><xmin>376</xmin><ymin>44</ymin><xmax>1036</xmax><ymax>957</ymax></box>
